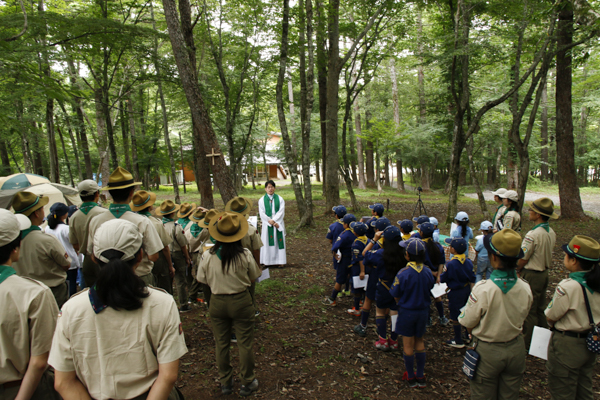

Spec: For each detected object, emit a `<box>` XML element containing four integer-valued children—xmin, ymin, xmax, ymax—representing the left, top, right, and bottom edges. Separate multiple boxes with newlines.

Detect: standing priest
<box><xmin>258</xmin><ymin>180</ymin><xmax>286</xmax><ymax>267</ymax></box>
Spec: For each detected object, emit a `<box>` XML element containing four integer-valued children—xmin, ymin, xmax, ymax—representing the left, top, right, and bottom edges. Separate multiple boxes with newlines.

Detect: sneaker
<box><xmin>337</xmin><ymin>291</ymin><xmax>344</xmax><ymax>298</ymax></box>
<box><xmin>445</xmin><ymin>339</ymin><xmax>465</xmax><ymax>349</ymax></box>
<box><xmin>359</xmin><ymin>299</ymin><xmax>364</xmax><ymax>308</ymax></box>
<box><xmin>426</xmin><ymin>317</ymin><xmax>432</xmax><ymax>328</ymax></box>
<box><xmin>347</xmin><ymin>308</ymin><xmax>361</xmax><ymax>317</ymax></box>
<box><xmin>221</xmin><ymin>379</ymin><xmax>233</xmax><ymax>395</ymax></box>
<box><xmin>322</xmin><ymin>298</ymin><xmax>337</xmax><ymax>306</ymax></box>
<box><xmin>388</xmin><ymin>338</ymin><xmax>399</xmax><ymax>351</ymax></box>
<box><xmin>353</xmin><ymin>323</ymin><xmax>367</xmax><ymax>337</ymax></box>
<box><xmin>374</xmin><ymin>337</ymin><xmax>390</xmax><ymax>351</ymax></box>
<box><xmin>402</xmin><ymin>371</ymin><xmax>417</xmax><ymax>388</ymax></box>
<box><xmin>179</xmin><ymin>304</ymin><xmax>191</xmax><ymax>313</ymax></box>
<box><xmin>231</xmin><ymin>333</ymin><xmax>237</xmax><ymax>343</ymax></box>
<box><xmin>255</xmin><ymin>310</ymin><xmax>260</xmax><ymax>317</ymax></box>
<box><xmin>343</xmin><ymin>290</ymin><xmax>351</xmax><ymax>296</ymax></box>
<box><xmin>239</xmin><ymin>379</ymin><xmax>259</xmax><ymax>396</ymax></box>
<box><xmin>416</xmin><ymin>376</ymin><xmax>427</xmax><ymax>388</ymax></box>
<box><xmin>439</xmin><ymin>316</ymin><xmax>450</xmax><ymax>326</ymax></box>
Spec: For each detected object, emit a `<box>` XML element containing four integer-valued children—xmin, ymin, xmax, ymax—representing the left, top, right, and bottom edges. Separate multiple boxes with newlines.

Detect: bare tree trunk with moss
<box><xmin>354</xmin><ymin>97</ymin><xmax>366</xmax><ymax>189</ymax></box>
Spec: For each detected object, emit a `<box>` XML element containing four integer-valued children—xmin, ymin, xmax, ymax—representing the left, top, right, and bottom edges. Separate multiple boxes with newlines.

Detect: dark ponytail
<box><xmin>95</xmin><ymin>248</ymin><xmax>148</xmax><ymax>310</ymax></box>
<box><xmin>47</xmin><ymin>213</ymin><xmax>65</xmax><ymax>230</ymax></box>
<box><xmin>383</xmin><ymin>235</ymin><xmax>406</xmax><ymax>277</ymax></box>
<box><xmin>507</xmin><ymin>200</ymin><xmax>521</xmax><ymax>213</ymax></box>
<box><xmin>458</xmin><ymin>220</ymin><xmax>469</xmax><ymax>238</ymax></box>
<box><xmin>567</xmin><ymin>255</ymin><xmax>600</xmax><ymax>292</ymax></box>
<box><xmin>212</xmin><ymin>240</ymin><xmax>245</xmax><ymax>274</ymax></box>
<box><xmin>421</xmin><ymin>231</ymin><xmax>442</xmax><ymax>265</ymax></box>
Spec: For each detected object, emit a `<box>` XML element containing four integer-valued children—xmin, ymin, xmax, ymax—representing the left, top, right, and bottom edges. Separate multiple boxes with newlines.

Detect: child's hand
<box><xmin>359</xmin><ymin>271</ymin><xmax>365</xmax><ymax>280</ymax></box>
<box><xmin>374</xmin><ymin>231</ymin><xmax>383</xmax><ymax>240</ymax></box>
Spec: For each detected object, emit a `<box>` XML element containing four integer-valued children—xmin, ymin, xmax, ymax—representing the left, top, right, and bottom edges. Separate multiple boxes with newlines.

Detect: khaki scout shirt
<box><xmin>13</xmin><ymin>230</ymin><xmax>71</xmax><ymax>287</ymax></box>
<box><xmin>503</xmin><ymin>210</ymin><xmax>521</xmax><ymax>231</ymax></box>
<box><xmin>197</xmin><ymin>249</ymin><xmax>261</xmax><ymax>295</ymax></box>
<box><xmin>148</xmin><ymin>216</ymin><xmax>172</xmax><ymax>248</ymax></box>
<box><xmin>241</xmin><ymin>224</ymin><xmax>263</xmax><ymax>252</ymax></box>
<box><xmin>459</xmin><ymin>278</ymin><xmax>533</xmax><ymax>342</ymax></box>
<box><xmin>0</xmin><ymin>275</ymin><xmax>59</xmax><ymax>384</ymax></box>
<box><xmin>87</xmin><ymin>211</ymin><xmax>163</xmax><ymax>278</ymax></box>
<box><xmin>185</xmin><ymin>224</ymin><xmax>204</xmax><ymax>254</ymax></box>
<box><xmin>545</xmin><ymin>278</ymin><xmax>600</xmax><ymax>333</ymax></box>
<box><xmin>521</xmin><ymin>225</ymin><xmax>556</xmax><ymax>271</ymax></box>
<box><xmin>164</xmin><ymin>220</ymin><xmax>189</xmax><ymax>253</ymax></box>
<box><xmin>48</xmin><ymin>288</ymin><xmax>188</xmax><ymax>400</ymax></box>
<box><xmin>68</xmin><ymin>206</ymin><xmax>108</xmax><ymax>256</ymax></box>
<box><xmin>493</xmin><ymin>205</ymin><xmax>507</xmax><ymax>229</ymax></box>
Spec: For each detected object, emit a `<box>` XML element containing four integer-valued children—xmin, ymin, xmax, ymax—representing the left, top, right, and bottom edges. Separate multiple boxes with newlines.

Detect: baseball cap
<box><xmin>350</xmin><ymin>221</ymin><xmax>368</xmax><ymax>236</ymax></box>
<box><xmin>383</xmin><ymin>225</ymin><xmax>401</xmax><ymax>240</ymax></box>
<box><xmin>50</xmin><ymin>202</ymin><xmax>69</xmax><ymax>219</ymax></box>
<box><xmin>479</xmin><ymin>221</ymin><xmax>493</xmax><ymax>231</ymax></box>
<box><xmin>369</xmin><ymin>203</ymin><xmax>384</xmax><ymax>215</ymax></box>
<box><xmin>418</xmin><ymin>222</ymin><xmax>435</xmax><ymax>237</ymax></box>
<box><xmin>412</xmin><ymin>215</ymin><xmax>429</xmax><ymax>225</ymax></box>
<box><xmin>93</xmin><ymin>219</ymin><xmax>143</xmax><ymax>263</ymax></box>
<box><xmin>78</xmin><ymin>179</ymin><xmax>100</xmax><ymax>196</ymax></box>
<box><xmin>342</xmin><ymin>214</ymin><xmax>357</xmax><ymax>224</ymax></box>
<box><xmin>398</xmin><ymin>219</ymin><xmax>413</xmax><ymax>232</ymax></box>
<box><xmin>499</xmin><ymin>190</ymin><xmax>518</xmax><ymax>202</ymax></box>
<box><xmin>400</xmin><ymin>238</ymin><xmax>426</xmax><ymax>255</ymax></box>
<box><xmin>444</xmin><ymin>237</ymin><xmax>467</xmax><ymax>254</ymax></box>
<box><xmin>491</xmin><ymin>188</ymin><xmax>507</xmax><ymax>197</ymax></box>
<box><xmin>372</xmin><ymin>217</ymin><xmax>391</xmax><ymax>231</ymax></box>
<box><xmin>332</xmin><ymin>205</ymin><xmax>347</xmax><ymax>218</ymax></box>
<box><xmin>429</xmin><ymin>217</ymin><xmax>439</xmax><ymax>226</ymax></box>
<box><xmin>0</xmin><ymin>209</ymin><xmax>31</xmax><ymax>247</ymax></box>
<box><xmin>455</xmin><ymin>211</ymin><xmax>469</xmax><ymax>222</ymax></box>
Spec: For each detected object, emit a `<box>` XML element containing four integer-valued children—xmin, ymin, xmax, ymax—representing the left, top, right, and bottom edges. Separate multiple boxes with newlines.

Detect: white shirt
<box><xmin>45</xmin><ymin>224</ymin><xmax>81</xmax><ymax>270</ymax></box>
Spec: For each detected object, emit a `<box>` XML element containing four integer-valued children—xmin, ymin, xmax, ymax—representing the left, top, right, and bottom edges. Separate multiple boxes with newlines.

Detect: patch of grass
<box><xmin>254</xmin><ymin>279</ymin><xmax>288</xmax><ymax>296</ymax></box>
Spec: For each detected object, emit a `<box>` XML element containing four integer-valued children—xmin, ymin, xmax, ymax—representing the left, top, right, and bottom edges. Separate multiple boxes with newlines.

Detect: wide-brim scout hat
<box><xmin>225</xmin><ymin>197</ymin><xmax>253</xmax><ymax>216</ymax></box>
<box><xmin>155</xmin><ymin>200</ymin><xmax>180</xmax><ymax>216</ymax></box>
<box><xmin>12</xmin><ymin>191</ymin><xmax>49</xmax><ymax>217</ymax></box>
<box><xmin>562</xmin><ymin>235</ymin><xmax>600</xmax><ymax>262</ymax></box>
<box><xmin>93</xmin><ymin>219</ymin><xmax>142</xmax><ymax>263</ymax></box>
<box><xmin>484</xmin><ymin>229</ymin><xmax>524</xmax><ymax>260</ymax></box>
<box><xmin>499</xmin><ymin>190</ymin><xmax>519</xmax><ymax>202</ymax></box>
<box><xmin>0</xmin><ymin>209</ymin><xmax>31</xmax><ymax>246</ymax></box>
<box><xmin>198</xmin><ymin>209</ymin><xmax>220</xmax><ymax>228</ymax></box>
<box><xmin>78</xmin><ymin>179</ymin><xmax>100</xmax><ymax>196</ymax></box>
<box><xmin>527</xmin><ymin>197</ymin><xmax>558</xmax><ymax>220</ymax></box>
<box><xmin>492</xmin><ymin>188</ymin><xmax>507</xmax><ymax>197</ymax></box>
<box><xmin>102</xmin><ymin>166</ymin><xmax>142</xmax><ymax>191</ymax></box>
<box><xmin>208</xmin><ymin>212</ymin><xmax>248</xmax><ymax>243</ymax></box>
<box><xmin>177</xmin><ymin>202</ymin><xmax>197</xmax><ymax>218</ymax></box>
<box><xmin>190</xmin><ymin>209</ymin><xmax>206</xmax><ymax>222</ymax></box>
<box><xmin>130</xmin><ymin>190</ymin><xmax>157</xmax><ymax>212</ymax></box>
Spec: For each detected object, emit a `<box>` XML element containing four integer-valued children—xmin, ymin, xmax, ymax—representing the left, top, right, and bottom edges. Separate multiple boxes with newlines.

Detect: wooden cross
<box><xmin>206</xmin><ymin>148</ymin><xmax>221</xmax><ymax>165</ymax></box>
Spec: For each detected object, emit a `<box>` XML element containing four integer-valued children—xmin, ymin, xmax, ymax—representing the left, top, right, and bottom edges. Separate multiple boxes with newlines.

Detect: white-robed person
<box><xmin>258</xmin><ymin>180</ymin><xmax>286</xmax><ymax>267</ymax></box>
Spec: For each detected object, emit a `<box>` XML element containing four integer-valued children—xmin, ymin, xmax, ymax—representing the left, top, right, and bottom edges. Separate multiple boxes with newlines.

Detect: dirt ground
<box><xmin>170</xmin><ymin>192</ymin><xmax>600</xmax><ymax>399</ymax></box>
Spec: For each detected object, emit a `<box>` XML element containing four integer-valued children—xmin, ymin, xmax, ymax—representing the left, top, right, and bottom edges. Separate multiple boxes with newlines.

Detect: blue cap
<box><xmin>400</xmin><ymin>238</ymin><xmax>426</xmax><ymax>255</ymax></box>
<box><xmin>455</xmin><ymin>211</ymin><xmax>469</xmax><ymax>222</ymax></box>
<box><xmin>412</xmin><ymin>215</ymin><xmax>429</xmax><ymax>224</ymax></box>
<box><xmin>480</xmin><ymin>221</ymin><xmax>493</xmax><ymax>231</ymax></box>
<box><xmin>418</xmin><ymin>222</ymin><xmax>435</xmax><ymax>237</ymax></box>
<box><xmin>332</xmin><ymin>205</ymin><xmax>347</xmax><ymax>218</ymax></box>
<box><xmin>68</xmin><ymin>205</ymin><xmax>78</xmax><ymax>218</ymax></box>
<box><xmin>49</xmin><ymin>202</ymin><xmax>69</xmax><ymax>218</ymax></box>
<box><xmin>350</xmin><ymin>221</ymin><xmax>368</xmax><ymax>236</ymax></box>
<box><xmin>429</xmin><ymin>217</ymin><xmax>438</xmax><ymax>226</ymax></box>
<box><xmin>371</xmin><ymin>217</ymin><xmax>391</xmax><ymax>231</ymax></box>
<box><xmin>369</xmin><ymin>203</ymin><xmax>385</xmax><ymax>215</ymax></box>
<box><xmin>444</xmin><ymin>237</ymin><xmax>468</xmax><ymax>254</ymax></box>
<box><xmin>383</xmin><ymin>225</ymin><xmax>401</xmax><ymax>240</ymax></box>
<box><xmin>342</xmin><ymin>213</ymin><xmax>357</xmax><ymax>224</ymax></box>
<box><xmin>398</xmin><ymin>219</ymin><xmax>413</xmax><ymax>232</ymax></box>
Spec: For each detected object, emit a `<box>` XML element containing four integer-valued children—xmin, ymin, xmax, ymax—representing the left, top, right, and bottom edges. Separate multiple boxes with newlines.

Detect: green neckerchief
<box><xmin>21</xmin><ymin>225</ymin><xmax>41</xmax><ymax>239</ymax></box>
<box><xmin>190</xmin><ymin>223</ymin><xmax>203</xmax><ymax>238</ymax></box>
<box><xmin>531</xmin><ymin>222</ymin><xmax>550</xmax><ymax>233</ymax></box>
<box><xmin>490</xmin><ymin>269</ymin><xmax>518</xmax><ymax>294</ymax></box>
<box><xmin>407</xmin><ymin>261</ymin><xmax>424</xmax><ymax>273</ymax></box>
<box><xmin>178</xmin><ymin>218</ymin><xmax>191</xmax><ymax>230</ymax></box>
<box><xmin>109</xmin><ymin>204</ymin><xmax>131</xmax><ymax>219</ymax></box>
<box><xmin>452</xmin><ymin>254</ymin><xmax>467</xmax><ymax>264</ymax></box>
<box><xmin>138</xmin><ymin>211</ymin><xmax>153</xmax><ymax>217</ymax></box>
<box><xmin>570</xmin><ymin>271</ymin><xmax>594</xmax><ymax>294</ymax></box>
<box><xmin>0</xmin><ymin>265</ymin><xmax>16</xmax><ymax>285</ymax></box>
<box><xmin>79</xmin><ymin>202</ymin><xmax>98</xmax><ymax>215</ymax></box>
<box><xmin>264</xmin><ymin>194</ymin><xmax>284</xmax><ymax>249</ymax></box>
<box><xmin>162</xmin><ymin>217</ymin><xmax>174</xmax><ymax>224</ymax></box>
<box><xmin>210</xmin><ymin>236</ymin><xmax>216</xmax><ymax>244</ymax></box>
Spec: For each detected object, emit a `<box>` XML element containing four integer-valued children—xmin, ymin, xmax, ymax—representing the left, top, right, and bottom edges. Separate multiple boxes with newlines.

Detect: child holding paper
<box><xmin>347</xmin><ymin>222</ymin><xmax>369</xmax><ymax>316</ymax></box>
<box><xmin>323</xmin><ymin>214</ymin><xmax>356</xmax><ymax>306</ymax></box>
<box><xmin>441</xmin><ymin>238</ymin><xmax>475</xmax><ymax>348</ymax></box>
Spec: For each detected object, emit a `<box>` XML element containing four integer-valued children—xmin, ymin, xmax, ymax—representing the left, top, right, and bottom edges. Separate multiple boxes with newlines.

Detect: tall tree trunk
<box><xmin>127</xmin><ymin>93</ymin><xmax>141</xmax><ymax>182</ymax></box>
<box><xmin>316</xmin><ymin>0</ymin><xmax>327</xmax><ymax>196</ymax></box>
<box><xmin>31</xmin><ymin>122</ymin><xmax>44</xmax><ymax>176</ymax></box>
<box><xmin>56</xmin><ymin>125</ymin><xmax>75</xmax><ymax>187</ymax></box>
<box><xmin>354</xmin><ymin>98</ymin><xmax>366</xmax><ymax>189</ymax></box>
<box><xmin>119</xmin><ymin>99</ymin><xmax>132</xmax><ymax>173</ymax></box>
<box><xmin>16</xmin><ymin>100</ymin><xmax>32</xmax><ymax>173</ymax></box>
<box><xmin>364</xmin><ymin>110</ymin><xmax>375</xmax><ymax>187</ymax></box>
<box><xmin>349</xmin><ymin>114</ymin><xmax>357</xmax><ymax>185</ymax></box>
<box><xmin>0</xmin><ymin>139</ymin><xmax>11</xmax><ymax>176</ymax></box>
<box><xmin>57</xmin><ymin>100</ymin><xmax>83</xmax><ymax>182</ymax></box>
<box><xmin>95</xmin><ymin>87</ymin><xmax>110</xmax><ymax>188</ymax></box>
<box><xmin>390</xmin><ymin>58</ymin><xmax>405</xmax><ymax>191</ymax></box>
<box><xmin>577</xmin><ymin>67</ymin><xmax>588</xmax><ymax>184</ymax></box>
<box><xmin>46</xmin><ymin>100</ymin><xmax>59</xmax><ymax>182</ymax></box>
<box><xmin>315</xmin><ymin>160</ymin><xmax>320</xmax><ymax>182</ymax></box>
<box><xmin>540</xmin><ymin>74</ymin><xmax>549</xmax><ymax>181</ymax></box>
<box><xmin>66</xmin><ymin>59</ymin><xmax>93</xmax><ymax>179</ymax></box>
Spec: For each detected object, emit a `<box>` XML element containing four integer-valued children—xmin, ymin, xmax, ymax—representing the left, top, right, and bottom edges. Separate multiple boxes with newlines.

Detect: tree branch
<box><xmin>3</xmin><ymin>0</ymin><xmax>28</xmax><ymax>42</ymax></box>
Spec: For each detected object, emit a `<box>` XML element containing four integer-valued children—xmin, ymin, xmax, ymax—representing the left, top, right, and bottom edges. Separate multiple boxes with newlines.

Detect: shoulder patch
<box><xmin>556</xmin><ymin>285</ymin><xmax>567</xmax><ymax>297</ymax></box>
<box><xmin>468</xmin><ymin>293</ymin><xmax>478</xmax><ymax>304</ymax></box>
<box><xmin>336</xmin><ymin>237</ymin><xmax>341</xmax><ymax>241</ymax></box>
<box><xmin>522</xmin><ymin>246</ymin><xmax>528</xmax><ymax>255</ymax></box>
<box><xmin>353</xmin><ymin>249</ymin><xmax>360</xmax><ymax>255</ymax></box>
<box><xmin>523</xmin><ymin>237</ymin><xmax>534</xmax><ymax>244</ymax></box>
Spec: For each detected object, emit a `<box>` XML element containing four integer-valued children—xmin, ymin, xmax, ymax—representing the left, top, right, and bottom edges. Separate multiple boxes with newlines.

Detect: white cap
<box><xmin>0</xmin><ymin>209</ymin><xmax>31</xmax><ymax>247</ymax></box>
<box><xmin>499</xmin><ymin>190</ymin><xmax>519</xmax><ymax>202</ymax></box>
<box><xmin>429</xmin><ymin>217</ymin><xmax>439</xmax><ymax>226</ymax></box>
<box><xmin>491</xmin><ymin>188</ymin><xmax>507</xmax><ymax>196</ymax></box>
<box><xmin>93</xmin><ymin>220</ymin><xmax>142</xmax><ymax>264</ymax></box>
<box><xmin>455</xmin><ymin>211</ymin><xmax>469</xmax><ymax>222</ymax></box>
<box><xmin>78</xmin><ymin>180</ymin><xmax>100</xmax><ymax>196</ymax></box>
<box><xmin>480</xmin><ymin>221</ymin><xmax>493</xmax><ymax>231</ymax></box>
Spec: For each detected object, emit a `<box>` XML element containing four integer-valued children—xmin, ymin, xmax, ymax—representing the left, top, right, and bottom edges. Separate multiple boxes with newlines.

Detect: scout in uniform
<box><xmin>49</xmin><ymin>219</ymin><xmax>188</xmax><ymax>400</ymax></box>
<box><xmin>197</xmin><ymin>213</ymin><xmax>262</xmax><ymax>397</ymax></box>
<box><xmin>130</xmin><ymin>190</ymin><xmax>175</xmax><ymax>294</ymax></box>
<box><xmin>398</xmin><ymin>219</ymin><xmax>413</xmax><ymax>241</ymax></box>
<box><xmin>459</xmin><ymin>229</ymin><xmax>533</xmax><ymax>400</ymax></box>
<box><xmin>491</xmin><ymin>188</ymin><xmax>507</xmax><ymax>229</ymax></box>
<box><xmin>157</xmin><ymin>200</ymin><xmax>192</xmax><ymax>312</ymax></box>
<box><xmin>347</xmin><ymin>221</ymin><xmax>368</xmax><ymax>316</ymax></box>
<box><xmin>327</xmin><ymin>205</ymin><xmax>347</xmax><ymax>245</ymax></box>
<box><xmin>474</xmin><ymin>221</ymin><xmax>494</xmax><ymax>282</ymax></box>
<box><xmin>177</xmin><ymin>202</ymin><xmax>196</xmax><ymax>235</ymax></box>
<box><xmin>12</xmin><ymin>192</ymin><xmax>72</xmax><ymax>308</ymax></box>
<box><xmin>497</xmin><ymin>190</ymin><xmax>521</xmax><ymax>231</ymax></box>
<box><xmin>186</xmin><ymin>209</ymin><xmax>206</xmax><ymax>303</ymax></box>
<box><xmin>419</xmin><ymin>222</ymin><xmax>449</xmax><ymax>326</ymax></box>
<box><xmin>0</xmin><ymin>209</ymin><xmax>60</xmax><ymax>400</ymax></box>
<box><xmin>68</xmin><ymin>180</ymin><xmax>109</xmax><ymax>289</ymax></box>
<box><xmin>517</xmin><ymin>197</ymin><xmax>557</xmax><ymax>349</ymax></box>
<box><xmin>366</xmin><ymin>203</ymin><xmax>384</xmax><ymax>240</ymax></box>
<box><xmin>369</xmin><ymin>217</ymin><xmax>391</xmax><ymax>251</ymax></box>
<box><xmin>86</xmin><ymin>167</ymin><xmax>164</xmax><ymax>288</ymax></box>
<box><xmin>411</xmin><ymin>215</ymin><xmax>429</xmax><ymax>238</ymax></box>
<box><xmin>195</xmin><ymin>209</ymin><xmax>221</xmax><ymax>307</ymax></box>
<box><xmin>545</xmin><ymin>235</ymin><xmax>600</xmax><ymax>400</ymax></box>
<box><xmin>322</xmin><ymin>213</ymin><xmax>357</xmax><ymax>306</ymax></box>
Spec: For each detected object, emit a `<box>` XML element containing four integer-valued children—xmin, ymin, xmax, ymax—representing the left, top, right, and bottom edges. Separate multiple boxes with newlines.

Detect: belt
<box><xmin>1</xmin><ymin>380</ymin><xmax>22</xmax><ymax>389</ymax></box>
<box><xmin>213</xmin><ymin>289</ymin><xmax>247</xmax><ymax>296</ymax></box>
<box><xmin>476</xmin><ymin>335</ymin><xmax>520</xmax><ymax>344</ymax></box>
<box><xmin>553</xmin><ymin>328</ymin><xmax>590</xmax><ymax>339</ymax></box>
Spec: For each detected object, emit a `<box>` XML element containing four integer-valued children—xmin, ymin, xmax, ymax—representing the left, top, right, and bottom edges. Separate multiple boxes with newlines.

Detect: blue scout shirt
<box><xmin>371</xmin><ymin>237</ymin><xmax>385</xmax><ymax>251</ymax></box>
<box><xmin>366</xmin><ymin>216</ymin><xmax>378</xmax><ymax>239</ymax></box>
<box><xmin>390</xmin><ymin>262</ymin><xmax>435</xmax><ymax>310</ymax></box>
<box><xmin>422</xmin><ymin>239</ymin><xmax>445</xmax><ymax>271</ymax></box>
<box><xmin>327</xmin><ymin>220</ymin><xmax>345</xmax><ymax>263</ymax></box>
<box><xmin>474</xmin><ymin>234</ymin><xmax>490</xmax><ymax>261</ymax></box>
<box><xmin>351</xmin><ymin>236</ymin><xmax>368</xmax><ymax>266</ymax></box>
<box><xmin>331</xmin><ymin>229</ymin><xmax>355</xmax><ymax>258</ymax></box>
<box><xmin>363</xmin><ymin>248</ymin><xmax>385</xmax><ymax>280</ymax></box>
<box><xmin>440</xmin><ymin>256</ymin><xmax>476</xmax><ymax>290</ymax></box>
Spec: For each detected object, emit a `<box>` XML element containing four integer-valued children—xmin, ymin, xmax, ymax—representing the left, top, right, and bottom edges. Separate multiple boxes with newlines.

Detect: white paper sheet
<box><xmin>256</xmin><ymin>268</ymin><xmax>270</xmax><ymax>283</ymax></box>
<box><xmin>353</xmin><ymin>274</ymin><xmax>369</xmax><ymax>289</ymax></box>
<box><xmin>431</xmin><ymin>282</ymin><xmax>448</xmax><ymax>298</ymax></box>
<box><xmin>248</xmin><ymin>216</ymin><xmax>258</xmax><ymax>229</ymax></box>
<box><xmin>336</xmin><ymin>250</ymin><xmax>342</xmax><ymax>263</ymax></box>
<box><xmin>391</xmin><ymin>314</ymin><xmax>398</xmax><ymax>332</ymax></box>
<box><xmin>450</xmin><ymin>222</ymin><xmax>458</xmax><ymax>236</ymax></box>
<box><xmin>529</xmin><ymin>326</ymin><xmax>552</xmax><ymax>360</ymax></box>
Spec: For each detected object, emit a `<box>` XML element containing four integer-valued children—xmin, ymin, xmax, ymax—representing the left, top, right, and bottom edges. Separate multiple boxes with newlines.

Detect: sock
<box><xmin>464</xmin><ymin>327</ymin><xmax>470</xmax><ymax>338</ymax></box>
<box><xmin>375</xmin><ymin>317</ymin><xmax>387</xmax><ymax>339</ymax></box>
<box><xmin>330</xmin><ymin>289</ymin><xmax>339</xmax><ymax>301</ymax></box>
<box><xmin>453</xmin><ymin>324</ymin><xmax>463</xmax><ymax>343</ymax></box>
<box><xmin>415</xmin><ymin>351</ymin><xmax>426</xmax><ymax>378</ymax></box>
<box><xmin>353</xmin><ymin>295</ymin><xmax>361</xmax><ymax>310</ymax></box>
<box><xmin>361</xmin><ymin>310</ymin><xmax>370</xmax><ymax>326</ymax></box>
<box><xmin>435</xmin><ymin>301</ymin><xmax>444</xmax><ymax>318</ymax></box>
<box><xmin>403</xmin><ymin>354</ymin><xmax>415</xmax><ymax>379</ymax></box>
<box><xmin>390</xmin><ymin>331</ymin><xmax>398</xmax><ymax>341</ymax></box>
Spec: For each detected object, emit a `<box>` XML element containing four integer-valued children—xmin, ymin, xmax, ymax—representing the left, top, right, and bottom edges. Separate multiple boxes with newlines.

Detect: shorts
<box><xmin>447</xmin><ymin>285</ymin><xmax>470</xmax><ymax>320</ymax></box>
<box><xmin>375</xmin><ymin>281</ymin><xmax>398</xmax><ymax>311</ymax></box>
<box><xmin>364</xmin><ymin>267</ymin><xmax>377</xmax><ymax>300</ymax></box>
<box><xmin>396</xmin><ymin>308</ymin><xmax>428</xmax><ymax>337</ymax></box>
<box><xmin>335</xmin><ymin>257</ymin><xmax>351</xmax><ymax>285</ymax></box>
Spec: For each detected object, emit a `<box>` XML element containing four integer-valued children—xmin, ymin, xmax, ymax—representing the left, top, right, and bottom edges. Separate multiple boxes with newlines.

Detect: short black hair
<box><xmin>265</xmin><ymin>180</ymin><xmax>276</xmax><ymax>188</ymax></box>
<box><xmin>540</xmin><ymin>214</ymin><xmax>550</xmax><ymax>222</ymax></box>
<box><xmin>109</xmin><ymin>187</ymin><xmax>134</xmax><ymax>203</ymax></box>
<box><xmin>80</xmin><ymin>193</ymin><xmax>98</xmax><ymax>202</ymax></box>
<box><xmin>0</xmin><ymin>235</ymin><xmax>21</xmax><ymax>265</ymax></box>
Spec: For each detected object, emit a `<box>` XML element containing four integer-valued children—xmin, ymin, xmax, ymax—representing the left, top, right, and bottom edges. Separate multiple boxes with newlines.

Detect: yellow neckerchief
<box><xmin>377</xmin><ymin>237</ymin><xmax>384</xmax><ymax>247</ymax></box>
<box><xmin>354</xmin><ymin>235</ymin><xmax>368</xmax><ymax>245</ymax></box>
<box><xmin>452</xmin><ymin>254</ymin><xmax>467</xmax><ymax>264</ymax></box>
<box><xmin>422</xmin><ymin>237</ymin><xmax>432</xmax><ymax>243</ymax></box>
<box><xmin>407</xmin><ymin>261</ymin><xmax>424</xmax><ymax>273</ymax></box>
<box><xmin>336</xmin><ymin>219</ymin><xmax>343</xmax><ymax>225</ymax></box>
<box><xmin>401</xmin><ymin>233</ymin><xmax>411</xmax><ymax>241</ymax></box>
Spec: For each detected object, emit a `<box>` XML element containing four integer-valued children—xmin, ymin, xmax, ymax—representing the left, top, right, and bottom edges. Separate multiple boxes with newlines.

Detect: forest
<box><xmin>1</xmin><ymin>0</ymin><xmax>599</xmax><ymax>224</ymax></box>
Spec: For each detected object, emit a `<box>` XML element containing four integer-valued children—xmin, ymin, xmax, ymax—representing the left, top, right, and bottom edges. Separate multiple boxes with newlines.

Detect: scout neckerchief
<box><xmin>190</xmin><ymin>223</ymin><xmax>203</xmax><ymax>238</ymax></box>
<box><xmin>138</xmin><ymin>211</ymin><xmax>153</xmax><ymax>217</ymax></box>
<box><xmin>377</xmin><ymin>237</ymin><xmax>384</xmax><ymax>247</ymax></box>
<box><xmin>0</xmin><ymin>265</ymin><xmax>16</xmax><ymax>285</ymax></box>
<box><xmin>402</xmin><ymin>233</ymin><xmax>411</xmax><ymax>241</ymax></box>
<box><xmin>407</xmin><ymin>261</ymin><xmax>424</xmax><ymax>273</ymax></box>
<box><xmin>490</xmin><ymin>269</ymin><xmax>517</xmax><ymax>294</ymax></box>
<box><xmin>354</xmin><ymin>235</ymin><xmax>368</xmax><ymax>245</ymax></box>
<box><xmin>109</xmin><ymin>204</ymin><xmax>131</xmax><ymax>219</ymax></box>
<box><xmin>264</xmin><ymin>194</ymin><xmax>284</xmax><ymax>249</ymax></box>
<box><xmin>531</xmin><ymin>222</ymin><xmax>550</xmax><ymax>233</ymax></box>
<box><xmin>88</xmin><ymin>285</ymin><xmax>108</xmax><ymax>314</ymax></box>
<box><xmin>492</xmin><ymin>204</ymin><xmax>503</xmax><ymax>225</ymax></box>
<box><xmin>21</xmin><ymin>225</ymin><xmax>41</xmax><ymax>239</ymax></box>
<box><xmin>79</xmin><ymin>202</ymin><xmax>98</xmax><ymax>215</ymax></box>
<box><xmin>162</xmin><ymin>217</ymin><xmax>174</xmax><ymax>224</ymax></box>
<box><xmin>452</xmin><ymin>254</ymin><xmax>467</xmax><ymax>264</ymax></box>
<box><xmin>178</xmin><ymin>217</ymin><xmax>191</xmax><ymax>230</ymax></box>
<box><xmin>570</xmin><ymin>271</ymin><xmax>594</xmax><ymax>294</ymax></box>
